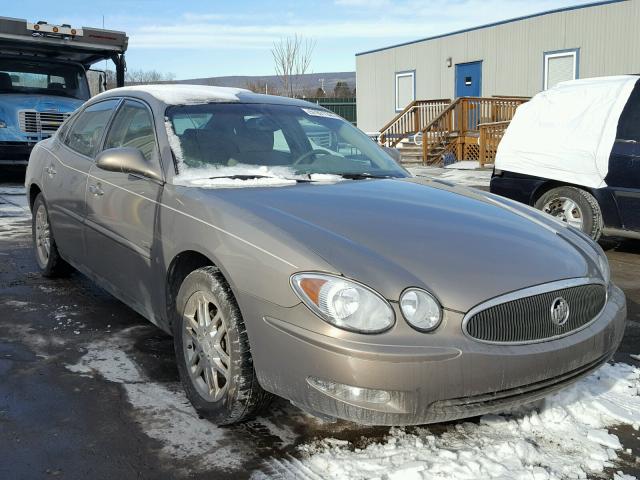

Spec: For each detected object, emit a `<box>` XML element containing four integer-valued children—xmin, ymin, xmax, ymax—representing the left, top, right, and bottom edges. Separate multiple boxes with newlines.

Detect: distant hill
<box><xmin>170</xmin><ymin>71</ymin><xmax>356</xmax><ymax>95</ymax></box>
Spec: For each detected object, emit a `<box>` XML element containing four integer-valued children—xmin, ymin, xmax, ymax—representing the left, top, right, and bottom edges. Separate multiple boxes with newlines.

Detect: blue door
<box><xmin>455</xmin><ymin>61</ymin><xmax>482</xmax><ymax>97</ymax></box>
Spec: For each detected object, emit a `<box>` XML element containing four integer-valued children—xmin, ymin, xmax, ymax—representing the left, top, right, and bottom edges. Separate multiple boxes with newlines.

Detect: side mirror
<box><xmin>96</xmin><ymin>147</ymin><xmax>163</xmax><ymax>182</ymax></box>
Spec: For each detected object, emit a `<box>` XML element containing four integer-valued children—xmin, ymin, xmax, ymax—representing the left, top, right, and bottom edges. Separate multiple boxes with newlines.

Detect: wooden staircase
<box><xmin>379</xmin><ymin>97</ymin><xmax>527</xmax><ymax>166</ymax></box>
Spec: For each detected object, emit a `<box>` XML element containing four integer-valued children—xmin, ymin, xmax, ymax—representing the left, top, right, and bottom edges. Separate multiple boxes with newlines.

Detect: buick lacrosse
<box><xmin>25</xmin><ymin>85</ymin><xmax>626</xmax><ymax>425</ymax></box>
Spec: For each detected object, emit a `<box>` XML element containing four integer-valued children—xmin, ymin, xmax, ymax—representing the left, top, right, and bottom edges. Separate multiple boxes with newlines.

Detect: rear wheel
<box><xmin>173</xmin><ymin>266</ymin><xmax>271</xmax><ymax>425</ymax></box>
<box><xmin>31</xmin><ymin>193</ymin><xmax>71</xmax><ymax>277</ymax></box>
<box><xmin>535</xmin><ymin>186</ymin><xmax>603</xmax><ymax>240</ymax></box>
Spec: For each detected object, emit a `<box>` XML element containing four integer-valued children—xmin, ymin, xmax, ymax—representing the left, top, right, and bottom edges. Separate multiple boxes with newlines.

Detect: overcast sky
<box><xmin>7</xmin><ymin>0</ymin><xmax>598</xmax><ymax>79</ymax></box>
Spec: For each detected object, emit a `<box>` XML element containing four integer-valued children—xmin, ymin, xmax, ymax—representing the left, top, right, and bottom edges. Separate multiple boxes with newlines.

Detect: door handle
<box><xmin>45</xmin><ymin>165</ymin><xmax>57</xmax><ymax>177</ymax></box>
<box><xmin>89</xmin><ymin>183</ymin><xmax>104</xmax><ymax>197</ymax></box>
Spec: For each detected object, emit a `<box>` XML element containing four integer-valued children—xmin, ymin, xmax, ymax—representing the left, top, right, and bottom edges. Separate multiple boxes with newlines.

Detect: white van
<box><xmin>491</xmin><ymin>75</ymin><xmax>640</xmax><ymax>241</ymax></box>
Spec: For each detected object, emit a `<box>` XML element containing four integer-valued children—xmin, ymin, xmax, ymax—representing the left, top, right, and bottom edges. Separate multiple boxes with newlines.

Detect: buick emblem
<box><xmin>550</xmin><ymin>297</ymin><xmax>570</xmax><ymax>326</ymax></box>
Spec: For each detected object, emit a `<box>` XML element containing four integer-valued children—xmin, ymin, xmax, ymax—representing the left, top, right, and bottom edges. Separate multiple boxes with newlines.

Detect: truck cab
<box><xmin>0</xmin><ymin>17</ymin><xmax>127</xmax><ymax>166</ymax></box>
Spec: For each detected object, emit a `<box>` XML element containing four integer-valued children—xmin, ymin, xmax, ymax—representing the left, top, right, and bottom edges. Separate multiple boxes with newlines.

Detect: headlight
<box><xmin>291</xmin><ymin>273</ymin><xmax>394</xmax><ymax>333</ymax></box>
<box><xmin>596</xmin><ymin>250</ymin><xmax>611</xmax><ymax>285</ymax></box>
<box><xmin>0</xmin><ymin>120</ymin><xmax>6</xmax><ymax>128</ymax></box>
<box><xmin>400</xmin><ymin>288</ymin><xmax>442</xmax><ymax>331</ymax></box>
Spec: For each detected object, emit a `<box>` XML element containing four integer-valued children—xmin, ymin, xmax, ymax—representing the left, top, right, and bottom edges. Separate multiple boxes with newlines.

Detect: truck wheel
<box><xmin>173</xmin><ymin>266</ymin><xmax>271</xmax><ymax>425</ymax></box>
<box><xmin>535</xmin><ymin>186</ymin><xmax>603</xmax><ymax>240</ymax></box>
<box><xmin>31</xmin><ymin>193</ymin><xmax>71</xmax><ymax>277</ymax></box>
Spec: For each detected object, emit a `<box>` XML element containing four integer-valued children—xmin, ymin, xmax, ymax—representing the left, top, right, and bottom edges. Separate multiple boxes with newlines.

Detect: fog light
<box><xmin>307</xmin><ymin>377</ymin><xmax>391</xmax><ymax>404</ymax></box>
<box><xmin>0</xmin><ymin>120</ymin><xmax>6</xmax><ymax>128</ymax></box>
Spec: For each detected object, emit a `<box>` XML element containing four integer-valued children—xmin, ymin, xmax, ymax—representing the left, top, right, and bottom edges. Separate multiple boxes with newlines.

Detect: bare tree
<box><xmin>125</xmin><ymin>69</ymin><xmax>176</xmax><ymax>85</ymax></box>
<box><xmin>271</xmin><ymin>35</ymin><xmax>315</xmax><ymax>97</ymax></box>
<box><xmin>244</xmin><ymin>80</ymin><xmax>277</xmax><ymax>95</ymax></box>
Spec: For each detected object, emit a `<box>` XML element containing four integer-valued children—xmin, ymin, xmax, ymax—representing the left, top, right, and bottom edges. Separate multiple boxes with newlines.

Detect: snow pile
<box><xmin>444</xmin><ymin>160</ymin><xmax>491</xmax><ymax>170</ymax></box>
<box><xmin>285</xmin><ymin>362</ymin><xmax>640</xmax><ymax>480</ymax></box>
<box><xmin>165</xmin><ymin>120</ymin><xmax>185</xmax><ymax>171</ymax></box>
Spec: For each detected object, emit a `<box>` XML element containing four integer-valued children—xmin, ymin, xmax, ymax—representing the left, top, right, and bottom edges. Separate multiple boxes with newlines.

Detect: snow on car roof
<box><xmin>101</xmin><ymin>84</ymin><xmax>251</xmax><ymax>105</ymax></box>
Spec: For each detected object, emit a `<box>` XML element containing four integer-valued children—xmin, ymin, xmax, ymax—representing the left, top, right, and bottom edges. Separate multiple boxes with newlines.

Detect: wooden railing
<box><xmin>420</xmin><ymin>97</ymin><xmax>527</xmax><ymax>165</ymax></box>
<box><xmin>379</xmin><ymin>99</ymin><xmax>450</xmax><ymax>147</ymax></box>
<box><xmin>479</xmin><ymin>121</ymin><xmax>510</xmax><ymax>167</ymax></box>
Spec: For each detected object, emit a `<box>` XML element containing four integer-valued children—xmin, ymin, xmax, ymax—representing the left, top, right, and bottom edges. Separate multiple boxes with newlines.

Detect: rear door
<box><xmin>43</xmin><ymin>99</ymin><xmax>120</xmax><ymax>265</ymax></box>
<box><xmin>85</xmin><ymin>99</ymin><xmax>164</xmax><ymax>319</ymax></box>
<box><xmin>605</xmin><ymin>82</ymin><xmax>640</xmax><ymax>232</ymax></box>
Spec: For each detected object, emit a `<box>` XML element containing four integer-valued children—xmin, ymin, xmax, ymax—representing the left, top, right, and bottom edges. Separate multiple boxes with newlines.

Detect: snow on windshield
<box><xmin>163</xmin><ymin>102</ymin><xmax>407</xmax><ymax>187</ymax></box>
<box><xmin>171</xmin><ymin>163</ymin><xmax>344</xmax><ymax>188</ymax></box>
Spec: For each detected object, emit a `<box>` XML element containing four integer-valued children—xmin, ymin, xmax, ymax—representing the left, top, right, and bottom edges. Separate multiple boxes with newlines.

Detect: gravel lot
<box><xmin>1</xmin><ymin>167</ymin><xmax>639</xmax><ymax>479</ymax></box>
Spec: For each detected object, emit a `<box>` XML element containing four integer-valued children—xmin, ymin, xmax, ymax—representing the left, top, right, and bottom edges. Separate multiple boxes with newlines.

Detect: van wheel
<box><xmin>535</xmin><ymin>186</ymin><xmax>603</xmax><ymax>240</ymax></box>
<box><xmin>31</xmin><ymin>193</ymin><xmax>71</xmax><ymax>277</ymax></box>
<box><xmin>173</xmin><ymin>266</ymin><xmax>271</xmax><ymax>425</ymax></box>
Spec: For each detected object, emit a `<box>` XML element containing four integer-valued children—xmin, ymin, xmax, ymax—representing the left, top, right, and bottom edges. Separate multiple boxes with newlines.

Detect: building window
<box><xmin>544</xmin><ymin>49</ymin><xmax>579</xmax><ymax>90</ymax></box>
<box><xmin>395</xmin><ymin>71</ymin><xmax>415</xmax><ymax>112</ymax></box>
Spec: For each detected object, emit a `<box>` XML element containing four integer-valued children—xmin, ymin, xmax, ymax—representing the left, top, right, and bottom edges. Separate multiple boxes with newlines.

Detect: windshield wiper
<box><xmin>208</xmin><ymin>174</ymin><xmax>313</xmax><ymax>182</ymax></box>
<box><xmin>209</xmin><ymin>174</ymin><xmax>272</xmax><ymax>180</ymax></box>
<box><xmin>338</xmin><ymin>172</ymin><xmax>396</xmax><ymax>180</ymax></box>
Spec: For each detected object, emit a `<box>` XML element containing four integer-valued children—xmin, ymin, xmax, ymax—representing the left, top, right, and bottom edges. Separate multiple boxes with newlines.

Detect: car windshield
<box><xmin>166</xmin><ymin>103</ymin><xmax>408</xmax><ymax>181</ymax></box>
<box><xmin>0</xmin><ymin>59</ymin><xmax>90</xmax><ymax>100</ymax></box>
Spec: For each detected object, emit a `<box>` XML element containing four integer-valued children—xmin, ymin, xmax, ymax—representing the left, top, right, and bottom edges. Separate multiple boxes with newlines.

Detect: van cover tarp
<box><xmin>495</xmin><ymin>75</ymin><xmax>638</xmax><ymax>189</ymax></box>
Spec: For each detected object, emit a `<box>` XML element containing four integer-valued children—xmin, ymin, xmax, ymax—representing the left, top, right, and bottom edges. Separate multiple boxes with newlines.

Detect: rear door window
<box><xmin>64</xmin><ymin>99</ymin><xmax>120</xmax><ymax>157</ymax></box>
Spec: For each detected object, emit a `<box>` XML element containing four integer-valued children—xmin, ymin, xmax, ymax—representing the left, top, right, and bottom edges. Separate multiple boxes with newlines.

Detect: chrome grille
<box><xmin>18</xmin><ymin>111</ymin><xmax>70</xmax><ymax>134</ymax></box>
<box><xmin>464</xmin><ymin>283</ymin><xmax>607</xmax><ymax>344</ymax></box>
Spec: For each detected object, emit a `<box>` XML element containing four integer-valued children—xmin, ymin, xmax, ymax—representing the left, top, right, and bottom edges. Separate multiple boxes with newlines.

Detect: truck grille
<box><xmin>464</xmin><ymin>283</ymin><xmax>607</xmax><ymax>344</ymax></box>
<box><xmin>18</xmin><ymin>111</ymin><xmax>71</xmax><ymax>134</ymax></box>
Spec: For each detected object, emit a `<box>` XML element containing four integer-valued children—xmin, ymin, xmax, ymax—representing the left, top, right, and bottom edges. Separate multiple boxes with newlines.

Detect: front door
<box><xmin>85</xmin><ymin>99</ymin><xmax>164</xmax><ymax>320</ymax></box>
<box><xmin>455</xmin><ymin>61</ymin><xmax>482</xmax><ymax>98</ymax></box>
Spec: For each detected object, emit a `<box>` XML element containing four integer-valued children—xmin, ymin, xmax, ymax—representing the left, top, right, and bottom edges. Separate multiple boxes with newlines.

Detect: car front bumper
<box><xmin>238</xmin><ymin>284</ymin><xmax>627</xmax><ymax>426</ymax></box>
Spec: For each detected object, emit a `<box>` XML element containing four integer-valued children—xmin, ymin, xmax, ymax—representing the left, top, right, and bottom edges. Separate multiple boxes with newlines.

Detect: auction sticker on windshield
<box><xmin>302</xmin><ymin>107</ymin><xmax>341</xmax><ymax>119</ymax></box>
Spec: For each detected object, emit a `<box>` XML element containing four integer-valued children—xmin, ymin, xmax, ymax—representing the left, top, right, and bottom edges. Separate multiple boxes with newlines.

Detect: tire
<box><xmin>535</xmin><ymin>186</ymin><xmax>603</xmax><ymax>240</ymax></box>
<box><xmin>173</xmin><ymin>266</ymin><xmax>271</xmax><ymax>425</ymax></box>
<box><xmin>31</xmin><ymin>193</ymin><xmax>71</xmax><ymax>277</ymax></box>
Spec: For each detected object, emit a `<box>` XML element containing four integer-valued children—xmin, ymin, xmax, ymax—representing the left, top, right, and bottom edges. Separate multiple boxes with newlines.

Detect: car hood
<box><xmin>197</xmin><ymin>177</ymin><xmax>601</xmax><ymax>312</ymax></box>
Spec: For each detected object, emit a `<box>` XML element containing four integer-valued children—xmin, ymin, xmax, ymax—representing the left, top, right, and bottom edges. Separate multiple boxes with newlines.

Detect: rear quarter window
<box><xmin>617</xmin><ymin>80</ymin><xmax>640</xmax><ymax>143</ymax></box>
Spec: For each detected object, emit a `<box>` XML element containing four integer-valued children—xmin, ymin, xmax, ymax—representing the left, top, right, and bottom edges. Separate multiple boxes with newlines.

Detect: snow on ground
<box><xmin>0</xmin><ymin>186</ymin><xmax>30</xmax><ymax>239</ymax></box>
<box><xmin>67</xmin><ymin>327</ymin><xmax>246</xmax><ymax>470</ymax></box>
<box><xmin>67</xmin><ymin>325</ymin><xmax>640</xmax><ymax>479</ymax></box>
<box><xmin>65</xmin><ymin>327</ymin><xmax>305</xmax><ymax>472</ymax></box>
<box><xmin>271</xmin><ymin>362</ymin><xmax>640</xmax><ymax>480</ymax></box>
<box><xmin>444</xmin><ymin>160</ymin><xmax>493</xmax><ymax>170</ymax></box>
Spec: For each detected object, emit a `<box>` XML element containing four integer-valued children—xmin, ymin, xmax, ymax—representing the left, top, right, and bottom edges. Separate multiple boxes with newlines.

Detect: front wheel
<box><xmin>534</xmin><ymin>186</ymin><xmax>603</xmax><ymax>240</ymax></box>
<box><xmin>31</xmin><ymin>193</ymin><xmax>71</xmax><ymax>277</ymax></box>
<box><xmin>173</xmin><ymin>266</ymin><xmax>271</xmax><ymax>425</ymax></box>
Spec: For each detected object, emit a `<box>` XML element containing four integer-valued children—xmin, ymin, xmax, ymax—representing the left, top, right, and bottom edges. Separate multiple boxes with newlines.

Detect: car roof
<box><xmin>91</xmin><ymin>84</ymin><xmax>325</xmax><ymax>109</ymax></box>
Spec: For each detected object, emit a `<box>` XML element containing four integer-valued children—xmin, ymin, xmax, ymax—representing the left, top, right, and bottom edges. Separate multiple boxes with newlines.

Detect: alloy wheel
<box><xmin>35</xmin><ymin>204</ymin><xmax>51</xmax><ymax>265</ymax></box>
<box><xmin>542</xmin><ymin>196</ymin><xmax>584</xmax><ymax>230</ymax></box>
<box><xmin>182</xmin><ymin>291</ymin><xmax>230</xmax><ymax>402</ymax></box>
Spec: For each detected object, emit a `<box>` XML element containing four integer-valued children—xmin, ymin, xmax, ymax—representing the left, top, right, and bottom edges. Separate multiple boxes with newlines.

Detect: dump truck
<box><xmin>0</xmin><ymin>16</ymin><xmax>128</xmax><ymax>166</ymax></box>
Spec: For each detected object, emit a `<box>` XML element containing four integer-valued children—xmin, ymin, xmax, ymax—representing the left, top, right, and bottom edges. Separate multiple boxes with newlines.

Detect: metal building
<box><xmin>356</xmin><ymin>0</ymin><xmax>640</xmax><ymax>133</ymax></box>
